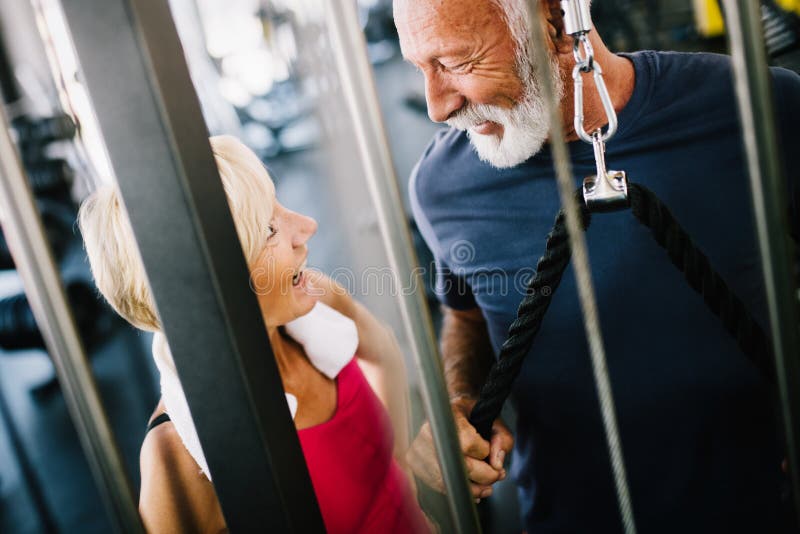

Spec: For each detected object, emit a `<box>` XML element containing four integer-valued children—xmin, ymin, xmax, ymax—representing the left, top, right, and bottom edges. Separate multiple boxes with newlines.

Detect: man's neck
<box><xmin>559</xmin><ymin>34</ymin><xmax>636</xmax><ymax>143</ymax></box>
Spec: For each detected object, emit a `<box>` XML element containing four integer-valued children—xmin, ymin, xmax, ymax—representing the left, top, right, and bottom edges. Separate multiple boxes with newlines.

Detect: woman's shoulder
<box><xmin>139</xmin><ymin>410</ymin><xmax>226</xmax><ymax>533</ymax></box>
<box><xmin>140</xmin><ymin>415</ymin><xmax>196</xmax><ymax>472</ymax></box>
<box><xmin>140</xmin><ymin>401</ymin><xmax>209</xmax><ymax>490</ymax></box>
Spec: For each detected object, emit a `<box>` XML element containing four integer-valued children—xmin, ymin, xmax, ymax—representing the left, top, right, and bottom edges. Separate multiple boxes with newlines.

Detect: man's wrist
<box><xmin>449</xmin><ymin>394</ymin><xmax>478</xmax><ymax>412</ymax></box>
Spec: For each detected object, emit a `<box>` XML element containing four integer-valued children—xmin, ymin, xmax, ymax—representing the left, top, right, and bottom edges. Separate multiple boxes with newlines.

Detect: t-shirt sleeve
<box><xmin>431</xmin><ymin>255</ymin><xmax>478</xmax><ymax>310</ymax></box>
<box><xmin>409</xmin><ymin>159</ymin><xmax>478</xmax><ymax>311</ymax></box>
<box><xmin>772</xmin><ymin>66</ymin><xmax>800</xmax><ymax>242</ymax></box>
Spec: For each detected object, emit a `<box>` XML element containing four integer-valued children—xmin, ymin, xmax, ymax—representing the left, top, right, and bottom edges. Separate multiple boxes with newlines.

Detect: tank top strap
<box><xmin>146</xmin><ymin>412</ymin><xmax>171</xmax><ymax>433</ymax></box>
<box><xmin>332</xmin><ymin>356</ymin><xmax>364</xmax><ymax>413</ymax></box>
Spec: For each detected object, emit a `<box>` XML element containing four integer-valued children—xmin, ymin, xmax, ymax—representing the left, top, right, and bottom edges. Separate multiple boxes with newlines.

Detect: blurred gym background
<box><xmin>0</xmin><ymin>0</ymin><xmax>797</xmax><ymax>532</ymax></box>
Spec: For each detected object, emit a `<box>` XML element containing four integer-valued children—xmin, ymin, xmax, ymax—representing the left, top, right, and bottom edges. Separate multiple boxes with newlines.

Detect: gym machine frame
<box><xmin>55</xmin><ymin>0</ymin><xmax>325</xmax><ymax>530</ymax></box>
<box><xmin>722</xmin><ymin>0</ymin><xmax>800</xmax><ymax>523</ymax></box>
<box><xmin>0</xmin><ymin>0</ymin><xmax>795</xmax><ymax>532</ymax></box>
<box><xmin>0</xmin><ymin>105</ymin><xmax>143</xmax><ymax>533</ymax></box>
<box><xmin>51</xmin><ymin>0</ymin><xmax>479</xmax><ymax>530</ymax></box>
<box><xmin>323</xmin><ymin>2</ymin><xmax>481</xmax><ymax>532</ymax></box>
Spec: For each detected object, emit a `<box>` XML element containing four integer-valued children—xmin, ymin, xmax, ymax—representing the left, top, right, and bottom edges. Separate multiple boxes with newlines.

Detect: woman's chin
<box><xmin>291</xmin><ymin>282</ymin><xmax>320</xmax><ymax>318</ymax></box>
<box><xmin>267</xmin><ymin>295</ymin><xmax>319</xmax><ymax>329</ymax></box>
<box><xmin>296</xmin><ymin>293</ymin><xmax>319</xmax><ymax>315</ymax></box>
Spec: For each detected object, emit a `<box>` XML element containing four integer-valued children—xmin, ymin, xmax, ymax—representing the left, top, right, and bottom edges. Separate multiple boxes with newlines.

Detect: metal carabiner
<box><xmin>572</xmin><ymin>45</ymin><xmax>618</xmax><ymax>144</ymax></box>
<box><xmin>572</xmin><ymin>32</ymin><xmax>595</xmax><ymax>71</ymax></box>
<box><xmin>562</xmin><ymin>0</ymin><xmax>627</xmax><ymax>210</ymax></box>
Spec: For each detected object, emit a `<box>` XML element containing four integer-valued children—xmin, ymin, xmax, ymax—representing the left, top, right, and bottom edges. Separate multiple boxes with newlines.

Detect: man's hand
<box><xmin>406</xmin><ymin>397</ymin><xmax>513</xmax><ymax>500</ymax></box>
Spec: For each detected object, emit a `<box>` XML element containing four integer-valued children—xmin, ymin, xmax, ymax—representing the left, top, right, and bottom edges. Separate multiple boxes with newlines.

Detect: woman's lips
<box><xmin>292</xmin><ymin>259</ymin><xmax>308</xmax><ymax>287</ymax></box>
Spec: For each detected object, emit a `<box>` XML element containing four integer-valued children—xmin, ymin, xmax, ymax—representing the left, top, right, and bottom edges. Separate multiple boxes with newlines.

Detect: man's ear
<box><xmin>540</xmin><ymin>0</ymin><xmax>573</xmax><ymax>54</ymax></box>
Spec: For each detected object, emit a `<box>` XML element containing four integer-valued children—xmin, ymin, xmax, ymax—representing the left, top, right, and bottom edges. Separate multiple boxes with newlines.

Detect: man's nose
<box><xmin>424</xmin><ymin>73</ymin><xmax>464</xmax><ymax>123</ymax></box>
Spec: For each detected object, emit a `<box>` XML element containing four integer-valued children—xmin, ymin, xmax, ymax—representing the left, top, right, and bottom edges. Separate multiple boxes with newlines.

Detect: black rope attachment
<box><xmin>468</xmin><ymin>183</ymin><xmax>774</xmax><ymax>441</ymax></box>
<box><xmin>468</xmin><ymin>190</ymin><xmax>590</xmax><ymax>439</ymax></box>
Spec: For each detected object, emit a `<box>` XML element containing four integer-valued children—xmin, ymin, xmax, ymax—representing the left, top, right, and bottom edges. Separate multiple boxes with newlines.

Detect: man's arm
<box><xmin>440</xmin><ymin>306</ymin><xmax>494</xmax><ymax>400</ymax></box>
<box><xmin>406</xmin><ymin>304</ymin><xmax>514</xmax><ymax>500</ymax></box>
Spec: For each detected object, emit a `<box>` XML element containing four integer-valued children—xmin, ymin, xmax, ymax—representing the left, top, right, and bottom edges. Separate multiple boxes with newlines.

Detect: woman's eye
<box><xmin>267</xmin><ymin>224</ymin><xmax>277</xmax><ymax>239</ymax></box>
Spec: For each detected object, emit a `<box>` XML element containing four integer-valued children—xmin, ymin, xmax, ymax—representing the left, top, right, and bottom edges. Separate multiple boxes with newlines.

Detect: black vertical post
<box><xmin>56</xmin><ymin>0</ymin><xmax>325</xmax><ymax>530</ymax></box>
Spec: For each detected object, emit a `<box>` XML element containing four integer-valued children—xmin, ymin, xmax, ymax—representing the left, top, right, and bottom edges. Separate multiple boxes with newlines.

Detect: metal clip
<box><xmin>560</xmin><ymin>0</ymin><xmax>592</xmax><ymax>36</ymax></box>
<box><xmin>563</xmin><ymin>0</ymin><xmax>628</xmax><ymax>211</ymax></box>
<box><xmin>583</xmin><ymin>130</ymin><xmax>629</xmax><ymax>212</ymax></box>
<box><xmin>572</xmin><ymin>54</ymin><xmax>618</xmax><ymax>144</ymax></box>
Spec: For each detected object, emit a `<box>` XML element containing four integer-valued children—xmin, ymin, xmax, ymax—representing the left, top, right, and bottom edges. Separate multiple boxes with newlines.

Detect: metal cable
<box><xmin>722</xmin><ymin>0</ymin><xmax>800</xmax><ymax>524</ymax></box>
<box><xmin>522</xmin><ymin>2</ymin><xmax>637</xmax><ymax>531</ymax></box>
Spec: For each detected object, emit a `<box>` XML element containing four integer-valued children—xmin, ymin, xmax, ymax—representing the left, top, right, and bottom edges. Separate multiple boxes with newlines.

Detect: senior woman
<box><xmin>78</xmin><ymin>135</ymin><xmax>431</xmax><ymax>533</ymax></box>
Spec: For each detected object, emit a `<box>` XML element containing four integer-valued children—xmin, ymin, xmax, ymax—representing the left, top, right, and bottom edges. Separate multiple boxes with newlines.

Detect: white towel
<box><xmin>151</xmin><ymin>301</ymin><xmax>358</xmax><ymax>480</ymax></box>
<box><xmin>283</xmin><ymin>300</ymin><xmax>359</xmax><ymax>379</ymax></box>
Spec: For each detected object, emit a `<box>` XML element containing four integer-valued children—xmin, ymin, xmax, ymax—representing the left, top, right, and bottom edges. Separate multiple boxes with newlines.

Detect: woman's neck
<box><xmin>266</xmin><ymin>324</ymin><xmax>337</xmax><ymax>428</ymax></box>
<box><xmin>267</xmin><ymin>326</ymin><xmax>306</xmax><ymax>378</ymax></box>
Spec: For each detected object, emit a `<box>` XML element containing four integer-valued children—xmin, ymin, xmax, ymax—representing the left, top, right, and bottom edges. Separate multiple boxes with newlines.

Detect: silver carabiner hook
<box><xmin>572</xmin><ymin>37</ymin><xmax>618</xmax><ymax>144</ymax></box>
<box><xmin>562</xmin><ymin>0</ymin><xmax>627</xmax><ymax>211</ymax></box>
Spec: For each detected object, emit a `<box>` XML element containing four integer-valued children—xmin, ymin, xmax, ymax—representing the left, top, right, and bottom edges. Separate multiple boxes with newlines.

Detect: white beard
<box><xmin>446</xmin><ymin>55</ymin><xmax>564</xmax><ymax>169</ymax></box>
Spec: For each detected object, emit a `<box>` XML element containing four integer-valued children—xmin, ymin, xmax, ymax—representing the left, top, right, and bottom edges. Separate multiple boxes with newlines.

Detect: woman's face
<box><xmin>250</xmin><ymin>187</ymin><xmax>319</xmax><ymax>327</ymax></box>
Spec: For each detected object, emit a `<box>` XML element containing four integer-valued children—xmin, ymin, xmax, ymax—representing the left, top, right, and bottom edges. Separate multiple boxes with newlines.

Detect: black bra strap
<box><xmin>146</xmin><ymin>412</ymin><xmax>171</xmax><ymax>433</ymax></box>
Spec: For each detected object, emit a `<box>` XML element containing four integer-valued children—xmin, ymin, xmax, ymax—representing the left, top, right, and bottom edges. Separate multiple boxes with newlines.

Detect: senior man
<box><xmin>395</xmin><ymin>0</ymin><xmax>800</xmax><ymax>532</ymax></box>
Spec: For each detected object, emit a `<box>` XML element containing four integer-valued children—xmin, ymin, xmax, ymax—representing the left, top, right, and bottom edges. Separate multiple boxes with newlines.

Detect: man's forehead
<box><xmin>394</xmin><ymin>0</ymin><xmax>502</xmax><ymax>57</ymax></box>
<box><xmin>396</xmin><ymin>0</ymin><xmax>504</xmax><ymax>31</ymax></box>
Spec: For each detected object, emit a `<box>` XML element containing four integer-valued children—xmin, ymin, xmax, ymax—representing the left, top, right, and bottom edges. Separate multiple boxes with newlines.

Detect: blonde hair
<box><xmin>78</xmin><ymin>135</ymin><xmax>276</xmax><ymax>332</ymax></box>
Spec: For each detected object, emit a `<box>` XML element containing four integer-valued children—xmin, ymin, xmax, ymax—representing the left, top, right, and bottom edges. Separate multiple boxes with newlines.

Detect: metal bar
<box><xmin>721</xmin><ymin>0</ymin><xmax>800</xmax><ymax>523</ymax></box>
<box><xmin>0</xmin><ymin>33</ymin><xmax>21</xmax><ymax>105</ymax></box>
<box><xmin>323</xmin><ymin>1</ymin><xmax>481</xmax><ymax>532</ymax></box>
<box><xmin>55</xmin><ymin>0</ymin><xmax>325</xmax><ymax>531</ymax></box>
<box><xmin>524</xmin><ymin>2</ymin><xmax>637</xmax><ymax>533</ymax></box>
<box><xmin>0</xmin><ymin>107</ymin><xmax>142</xmax><ymax>533</ymax></box>
<box><xmin>0</xmin><ymin>376</ymin><xmax>57</xmax><ymax>533</ymax></box>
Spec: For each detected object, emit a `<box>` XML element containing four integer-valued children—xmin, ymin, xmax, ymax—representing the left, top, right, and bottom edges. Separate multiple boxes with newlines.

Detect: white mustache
<box><xmin>446</xmin><ymin>102</ymin><xmax>511</xmax><ymax>132</ymax></box>
<box><xmin>440</xmin><ymin>48</ymin><xmax>562</xmax><ymax>168</ymax></box>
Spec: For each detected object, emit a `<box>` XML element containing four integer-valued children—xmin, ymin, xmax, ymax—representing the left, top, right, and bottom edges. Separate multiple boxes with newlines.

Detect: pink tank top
<box><xmin>298</xmin><ymin>358</ymin><xmax>430</xmax><ymax>534</ymax></box>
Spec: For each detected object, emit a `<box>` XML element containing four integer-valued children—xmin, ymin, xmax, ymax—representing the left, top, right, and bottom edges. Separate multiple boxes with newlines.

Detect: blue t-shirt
<box><xmin>410</xmin><ymin>51</ymin><xmax>800</xmax><ymax>533</ymax></box>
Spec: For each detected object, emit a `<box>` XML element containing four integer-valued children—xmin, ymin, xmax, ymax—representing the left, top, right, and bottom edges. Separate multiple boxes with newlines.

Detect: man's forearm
<box><xmin>440</xmin><ymin>306</ymin><xmax>494</xmax><ymax>401</ymax></box>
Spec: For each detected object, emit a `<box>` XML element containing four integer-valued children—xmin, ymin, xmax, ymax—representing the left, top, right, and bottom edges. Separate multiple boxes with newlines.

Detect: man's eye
<box><xmin>448</xmin><ymin>62</ymin><xmax>472</xmax><ymax>73</ymax></box>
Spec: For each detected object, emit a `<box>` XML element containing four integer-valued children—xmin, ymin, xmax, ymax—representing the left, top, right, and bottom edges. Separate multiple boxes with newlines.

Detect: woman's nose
<box><xmin>291</xmin><ymin>212</ymin><xmax>317</xmax><ymax>247</ymax></box>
